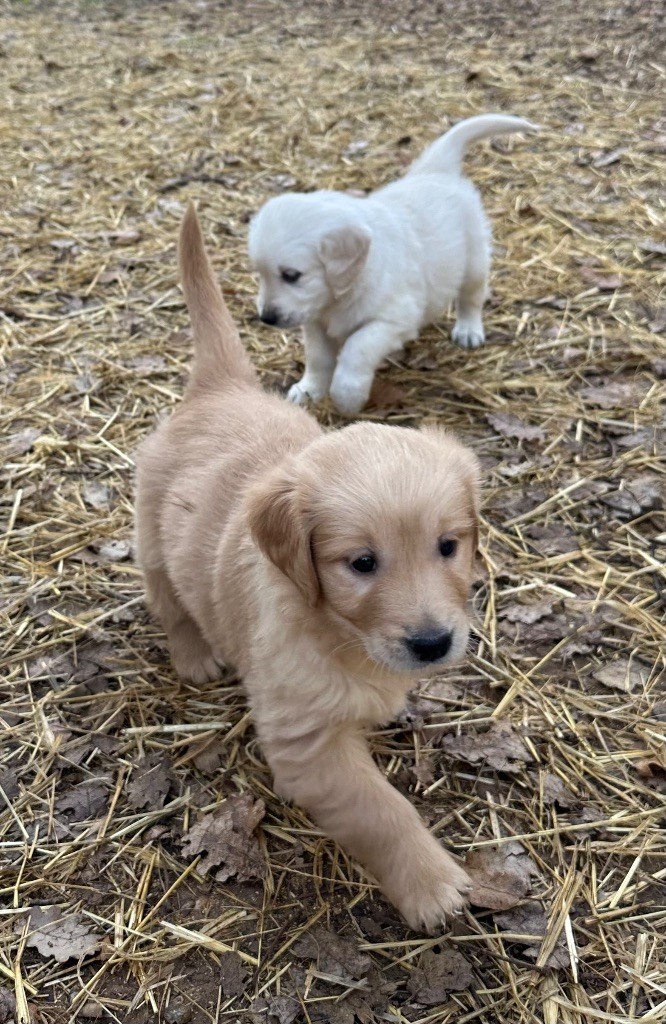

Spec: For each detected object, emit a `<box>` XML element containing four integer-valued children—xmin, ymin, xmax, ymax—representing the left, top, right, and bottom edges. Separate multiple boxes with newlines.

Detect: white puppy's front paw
<box><xmin>329</xmin><ymin>368</ymin><xmax>372</xmax><ymax>416</ymax></box>
<box><xmin>287</xmin><ymin>378</ymin><xmax>327</xmax><ymax>405</ymax></box>
<box><xmin>452</xmin><ymin>320</ymin><xmax>485</xmax><ymax>350</ymax></box>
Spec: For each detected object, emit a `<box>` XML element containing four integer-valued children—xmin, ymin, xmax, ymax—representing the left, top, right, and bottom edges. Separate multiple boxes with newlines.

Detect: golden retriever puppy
<box><xmin>135</xmin><ymin>204</ymin><xmax>481</xmax><ymax>932</ymax></box>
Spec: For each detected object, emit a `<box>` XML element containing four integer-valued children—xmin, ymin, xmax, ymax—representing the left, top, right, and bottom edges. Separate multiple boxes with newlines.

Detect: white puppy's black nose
<box><xmin>260</xmin><ymin>308</ymin><xmax>280</xmax><ymax>326</ymax></box>
<box><xmin>405</xmin><ymin>629</ymin><xmax>452</xmax><ymax>663</ymax></box>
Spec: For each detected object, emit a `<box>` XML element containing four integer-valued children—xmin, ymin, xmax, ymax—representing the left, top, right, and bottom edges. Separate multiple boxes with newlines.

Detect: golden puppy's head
<box><xmin>247</xmin><ymin>423</ymin><xmax>480</xmax><ymax>676</ymax></box>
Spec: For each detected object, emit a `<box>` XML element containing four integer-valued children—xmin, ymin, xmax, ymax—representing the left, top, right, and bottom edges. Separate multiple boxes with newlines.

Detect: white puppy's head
<box><xmin>248</xmin><ymin>192</ymin><xmax>371</xmax><ymax>329</ymax></box>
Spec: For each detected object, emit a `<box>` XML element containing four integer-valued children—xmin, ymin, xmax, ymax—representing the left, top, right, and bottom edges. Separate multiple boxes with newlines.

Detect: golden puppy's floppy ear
<box><xmin>318</xmin><ymin>225</ymin><xmax>372</xmax><ymax>299</ymax></box>
<box><xmin>246</xmin><ymin>465</ymin><xmax>320</xmax><ymax>607</ymax></box>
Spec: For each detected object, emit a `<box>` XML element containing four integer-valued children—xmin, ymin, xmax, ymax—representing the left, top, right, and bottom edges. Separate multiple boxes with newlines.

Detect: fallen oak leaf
<box><xmin>540</xmin><ymin>771</ymin><xmax>577</xmax><ymax>808</ymax></box>
<box><xmin>91</xmin><ymin>539</ymin><xmax>132</xmax><ymax>563</ymax></box>
<box><xmin>580</xmin><ymin>381</ymin><xmax>647</xmax><ymax>409</ymax></box>
<box><xmin>292</xmin><ymin>927</ymin><xmax>371</xmax><ymax>980</ymax></box>
<box><xmin>181</xmin><ymin>793</ymin><xmax>266</xmax><ymax>882</ymax></box>
<box><xmin>126</xmin><ymin>754</ymin><xmax>173</xmax><ymax>811</ymax></box>
<box><xmin>465</xmin><ymin>840</ymin><xmax>535</xmax><ymax>910</ymax></box>
<box><xmin>580</xmin><ymin>268</ymin><xmax>623</xmax><ymax>290</ymax></box>
<box><xmin>593</xmin><ymin>657</ymin><xmax>651</xmax><ymax>692</ymax></box>
<box><xmin>486</xmin><ymin>412</ymin><xmax>545</xmax><ymax>442</ymax></box>
<box><xmin>407</xmin><ymin>948</ymin><xmax>473</xmax><ymax>1004</ymax></box>
<box><xmin>499</xmin><ymin>598</ymin><xmax>555</xmax><ymax>624</ymax></box>
<box><xmin>441</xmin><ymin>721</ymin><xmax>534</xmax><ymax>773</ymax></box>
<box><xmin>82</xmin><ymin>480</ymin><xmax>111</xmax><ymax>511</ymax></box>
<box><xmin>0</xmin><ymin>989</ymin><xmax>16</xmax><ymax>1024</ymax></box>
<box><xmin>5</xmin><ymin>427</ymin><xmax>41</xmax><ymax>458</ymax></box>
<box><xmin>18</xmin><ymin>906</ymin><xmax>101</xmax><ymax>962</ymax></box>
<box><xmin>57</xmin><ymin>779</ymin><xmax>110</xmax><ymax>821</ymax></box>
<box><xmin>218</xmin><ymin>951</ymin><xmax>249</xmax><ymax>998</ymax></box>
<box><xmin>494</xmin><ymin>900</ymin><xmax>569</xmax><ymax>969</ymax></box>
<box><xmin>369</xmin><ymin>379</ymin><xmax>408</xmax><ymax>410</ymax></box>
<box><xmin>265</xmin><ymin>995</ymin><xmax>301</xmax><ymax>1024</ymax></box>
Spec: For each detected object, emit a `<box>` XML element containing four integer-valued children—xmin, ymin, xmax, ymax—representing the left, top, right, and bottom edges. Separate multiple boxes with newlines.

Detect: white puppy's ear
<box><xmin>318</xmin><ymin>225</ymin><xmax>371</xmax><ymax>298</ymax></box>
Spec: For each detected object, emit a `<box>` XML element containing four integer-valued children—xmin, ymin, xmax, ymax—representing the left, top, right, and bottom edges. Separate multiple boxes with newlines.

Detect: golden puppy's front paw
<box><xmin>170</xmin><ymin>625</ymin><xmax>222</xmax><ymax>684</ymax></box>
<box><xmin>389</xmin><ymin>855</ymin><xmax>472</xmax><ymax>933</ymax></box>
<box><xmin>173</xmin><ymin>650</ymin><xmax>221</xmax><ymax>684</ymax></box>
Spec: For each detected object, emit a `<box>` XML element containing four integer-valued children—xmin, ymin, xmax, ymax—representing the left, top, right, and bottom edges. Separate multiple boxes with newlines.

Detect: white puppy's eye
<box><xmin>280</xmin><ymin>269</ymin><xmax>302</xmax><ymax>284</ymax></box>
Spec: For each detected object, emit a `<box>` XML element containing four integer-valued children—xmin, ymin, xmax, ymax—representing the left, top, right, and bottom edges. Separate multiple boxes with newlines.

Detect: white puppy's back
<box><xmin>372</xmin><ymin>174</ymin><xmax>489</xmax><ymax>325</ymax></box>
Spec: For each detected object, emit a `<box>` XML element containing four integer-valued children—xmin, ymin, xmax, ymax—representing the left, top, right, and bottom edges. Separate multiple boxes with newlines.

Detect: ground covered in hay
<box><xmin>0</xmin><ymin>0</ymin><xmax>664</xmax><ymax>1021</ymax></box>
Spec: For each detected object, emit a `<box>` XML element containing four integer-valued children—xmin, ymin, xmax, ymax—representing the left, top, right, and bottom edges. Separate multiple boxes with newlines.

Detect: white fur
<box><xmin>249</xmin><ymin>114</ymin><xmax>539</xmax><ymax>414</ymax></box>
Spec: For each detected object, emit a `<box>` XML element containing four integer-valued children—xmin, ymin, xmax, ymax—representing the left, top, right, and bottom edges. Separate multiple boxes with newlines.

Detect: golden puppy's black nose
<box><xmin>405</xmin><ymin>629</ymin><xmax>452</xmax><ymax>663</ymax></box>
<box><xmin>260</xmin><ymin>308</ymin><xmax>280</xmax><ymax>326</ymax></box>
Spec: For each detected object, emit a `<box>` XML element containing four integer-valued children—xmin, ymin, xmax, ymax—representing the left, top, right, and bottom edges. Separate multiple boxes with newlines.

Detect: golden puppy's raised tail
<box><xmin>179</xmin><ymin>202</ymin><xmax>257</xmax><ymax>393</ymax></box>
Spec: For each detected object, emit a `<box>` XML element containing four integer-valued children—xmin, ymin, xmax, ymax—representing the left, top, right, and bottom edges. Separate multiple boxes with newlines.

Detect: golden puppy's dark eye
<box><xmin>350</xmin><ymin>554</ymin><xmax>377</xmax><ymax>574</ymax></box>
<box><xmin>281</xmin><ymin>269</ymin><xmax>302</xmax><ymax>284</ymax></box>
<box><xmin>439</xmin><ymin>538</ymin><xmax>457</xmax><ymax>558</ymax></box>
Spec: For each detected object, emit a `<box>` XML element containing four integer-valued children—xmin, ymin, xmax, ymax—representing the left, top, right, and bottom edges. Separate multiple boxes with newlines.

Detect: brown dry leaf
<box><xmin>580</xmin><ymin>267</ymin><xmax>622</xmax><ymax>289</ymax></box>
<box><xmin>218</xmin><ymin>951</ymin><xmax>248</xmax><ymax>998</ymax></box>
<box><xmin>108</xmin><ymin>228</ymin><xmax>141</xmax><ymax>244</ymax></box>
<box><xmin>486</xmin><ymin>412</ymin><xmax>545</xmax><ymax>442</ymax></box>
<box><xmin>541</xmin><ymin>772</ymin><xmax>576</xmax><ymax>808</ymax></box>
<box><xmin>57</xmin><ymin>780</ymin><xmax>110</xmax><ymax>822</ymax></box>
<box><xmin>407</xmin><ymin>948</ymin><xmax>473</xmax><ymax>1004</ymax></box>
<box><xmin>318</xmin><ymin>964</ymin><xmax>395</xmax><ymax>1024</ymax></box>
<box><xmin>181</xmin><ymin>793</ymin><xmax>266</xmax><ymax>882</ymax></box>
<box><xmin>442</xmin><ymin>721</ymin><xmax>534</xmax><ymax>773</ymax></box>
<box><xmin>0</xmin><ymin>769</ymin><xmax>19</xmax><ymax>801</ymax></box>
<box><xmin>499</xmin><ymin>598</ymin><xmax>555</xmax><ymax>624</ymax></box>
<box><xmin>5</xmin><ymin>427</ymin><xmax>41</xmax><ymax>458</ymax></box>
<box><xmin>627</xmin><ymin>474</ymin><xmax>663</xmax><ymax>510</ymax></box>
<box><xmin>191</xmin><ymin>736</ymin><xmax>228</xmax><ymax>774</ymax></box>
<box><xmin>27</xmin><ymin>643</ymin><xmax>116</xmax><ymax>691</ymax></box>
<box><xmin>466</xmin><ymin>841</ymin><xmax>534</xmax><ymax>910</ymax></box>
<box><xmin>292</xmin><ymin>927</ymin><xmax>371</xmax><ymax>980</ymax></box>
<box><xmin>593</xmin><ymin>657</ymin><xmax>651</xmax><ymax>692</ymax></box>
<box><xmin>126</xmin><ymin>755</ymin><xmax>173</xmax><ymax>811</ymax></box>
<box><xmin>402</xmin><ymin>679</ymin><xmax>462</xmax><ymax>726</ymax></box>
<box><xmin>523</xmin><ymin>522</ymin><xmax>580</xmax><ymax>555</ymax></box>
<box><xmin>410</xmin><ymin>758</ymin><xmax>435</xmax><ymax>786</ymax></box>
<box><xmin>82</xmin><ymin>480</ymin><xmax>111</xmax><ymax>511</ymax></box>
<box><xmin>580</xmin><ymin>381</ymin><xmax>645</xmax><ymax>408</ymax></box>
<box><xmin>494</xmin><ymin>901</ymin><xmax>569</xmax><ymax>969</ymax></box>
<box><xmin>92</xmin><ymin>539</ymin><xmax>132</xmax><ymax>562</ymax></box>
<box><xmin>20</xmin><ymin>906</ymin><xmax>100</xmax><ymax>962</ymax></box>
<box><xmin>369</xmin><ymin>379</ymin><xmax>408</xmax><ymax>410</ymax></box>
<box><xmin>265</xmin><ymin>995</ymin><xmax>300</xmax><ymax>1024</ymax></box>
<box><xmin>0</xmin><ymin>989</ymin><xmax>16</xmax><ymax>1024</ymax></box>
<box><xmin>634</xmin><ymin>757</ymin><xmax>666</xmax><ymax>793</ymax></box>
<box><xmin>125</xmin><ymin>354</ymin><xmax>167</xmax><ymax>374</ymax></box>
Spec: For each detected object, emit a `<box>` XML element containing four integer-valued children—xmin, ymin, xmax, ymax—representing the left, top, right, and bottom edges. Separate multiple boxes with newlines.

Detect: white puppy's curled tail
<box><xmin>179</xmin><ymin>201</ymin><xmax>257</xmax><ymax>394</ymax></box>
<box><xmin>406</xmin><ymin>114</ymin><xmax>540</xmax><ymax>178</ymax></box>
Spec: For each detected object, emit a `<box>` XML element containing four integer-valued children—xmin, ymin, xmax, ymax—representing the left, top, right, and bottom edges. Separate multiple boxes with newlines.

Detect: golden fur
<box><xmin>135</xmin><ymin>204</ymin><xmax>481</xmax><ymax>931</ymax></box>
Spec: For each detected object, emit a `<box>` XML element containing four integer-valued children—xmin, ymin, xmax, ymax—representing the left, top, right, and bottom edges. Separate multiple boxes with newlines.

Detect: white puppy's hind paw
<box><xmin>287</xmin><ymin>378</ymin><xmax>327</xmax><ymax>405</ymax></box>
<box><xmin>452</xmin><ymin>320</ymin><xmax>485</xmax><ymax>350</ymax></box>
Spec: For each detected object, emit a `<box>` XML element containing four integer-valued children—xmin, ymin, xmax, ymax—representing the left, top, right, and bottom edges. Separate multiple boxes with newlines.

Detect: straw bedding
<box><xmin>0</xmin><ymin>1</ymin><xmax>664</xmax><ymax>1021</ymax></box>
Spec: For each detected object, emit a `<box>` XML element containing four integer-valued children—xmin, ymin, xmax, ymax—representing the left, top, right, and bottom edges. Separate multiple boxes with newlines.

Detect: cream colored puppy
<box><xmin>136</xmin><ymin>205</ymin><xmax>482</xmax><ymax>932</ymax></box>
<box><xmin>249</xmin><ymin>113</ymin><xmax>538</xmax><ymax>414</ymax></box>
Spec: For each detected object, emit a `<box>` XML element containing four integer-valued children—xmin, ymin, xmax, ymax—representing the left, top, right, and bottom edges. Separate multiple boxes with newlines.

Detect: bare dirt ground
<box><xmin>0</xmin><ymin>1</ymin><xmax>664</xmax><ymax>1022</ymax></box>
